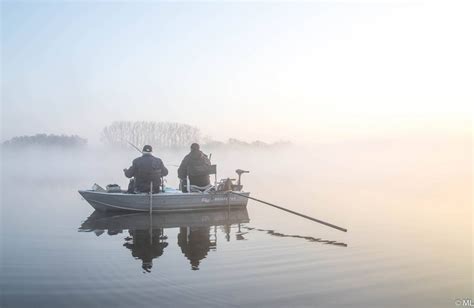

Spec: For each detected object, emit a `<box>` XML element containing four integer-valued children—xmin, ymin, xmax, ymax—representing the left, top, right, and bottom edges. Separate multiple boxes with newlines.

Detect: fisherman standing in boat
<box><xmin>178</xmin><ymin>143</ymin><xmax>211</xmax><ymax>192</ymax></box>
<box><xmin>124</xmin><ymin>145</ymin><xmax>168</xmax><ymax>193</ymax></box>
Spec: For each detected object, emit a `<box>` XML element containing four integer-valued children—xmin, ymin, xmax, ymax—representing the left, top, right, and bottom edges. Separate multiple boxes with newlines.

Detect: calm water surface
<box><xmin>1</xmin><ymin>140</ymin><xmax>472</xmax><ymax>307</ymax></box>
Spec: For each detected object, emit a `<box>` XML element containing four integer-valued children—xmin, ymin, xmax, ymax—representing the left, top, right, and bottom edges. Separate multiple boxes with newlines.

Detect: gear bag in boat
<box><xmin>106</xmin><ymin>184</ymin><xmax>121</xmax><ymax>193</ymax></box>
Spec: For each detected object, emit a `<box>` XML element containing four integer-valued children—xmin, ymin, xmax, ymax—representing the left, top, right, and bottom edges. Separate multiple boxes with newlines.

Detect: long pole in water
<box><xmin>149</xmin><ymin>182</ymin><xmax>153</xmax><ymax>214</ymax></box>
<box><xmin>229</xmin><ymin>191</ymin><xmax>347</xmax><ymax>233</ymax></box>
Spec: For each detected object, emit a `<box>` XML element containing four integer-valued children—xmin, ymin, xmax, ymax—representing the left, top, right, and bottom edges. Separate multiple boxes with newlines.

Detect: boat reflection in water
<box><xmin>79</xmin><ymin>208</ymin><xmax>250</xmax><ymax>272</ymax></box>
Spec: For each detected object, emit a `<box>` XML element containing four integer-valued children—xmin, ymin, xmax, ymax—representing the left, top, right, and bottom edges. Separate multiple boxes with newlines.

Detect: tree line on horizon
<box><xmin>2</xmin><ymin>134</ymin><xmax>87</xmax><ymax>148</ymax></box>
<box><xmin>2</xmin><ymin>121</ymin><xmax>290</xmax><ymax>149</ymax></box>
<box><xmin>101</xmin><ymin>121</ymin><xmax>200</xmax><ymax>149</ymax></box>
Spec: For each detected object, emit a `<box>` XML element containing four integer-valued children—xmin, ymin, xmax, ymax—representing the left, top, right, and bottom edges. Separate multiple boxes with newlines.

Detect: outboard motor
<box><xmin>216</xmin><ymin>169</ymin><xmax>249</xmax><ymax>192</ymax></box>
<box><xmin>234</xmin><ymin>169</ymin><xmax>249</xmax><ymax>191</ymax></box>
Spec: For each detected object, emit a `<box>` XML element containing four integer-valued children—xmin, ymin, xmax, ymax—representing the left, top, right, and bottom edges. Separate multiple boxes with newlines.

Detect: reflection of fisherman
<box><xmin>123</xmin><ymin>229</ymin><xmax>168</xmax><ymax>273</ymax></box>
<box><xmin>124</xmin><ymin>145</ymin><xmax>168</xmax><ymax>193</ymax></box>
<box><xmin>178</xmin><ymin>143</ymin><xmax>211</xmax><ymax>192</ymax></box>
<box><xmin>177</xmin><ymin>227</ymin><xmax>212</xmax><ymax>270</ymax></box>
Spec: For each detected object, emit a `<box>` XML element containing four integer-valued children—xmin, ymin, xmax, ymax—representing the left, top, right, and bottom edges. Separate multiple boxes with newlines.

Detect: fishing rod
<box><xmin>125</xmin><ymin>141</ymin><xmax>180</xmax><ymax>167</ymax></box>
<box><xmin>229</xmin><ymin>191</ymin><xmax>348</xmax><ymax>233</ymax></box>
<box><xmin>127</xmin><ymin>141</ymin><xmax>143</xmax><ymax>154</ymax></box>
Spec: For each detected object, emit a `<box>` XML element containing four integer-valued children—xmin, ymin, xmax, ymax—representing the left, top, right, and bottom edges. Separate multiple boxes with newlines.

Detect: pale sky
<box><xmin>1</xmin><ymin>1</ymin><xmax>473</xmax><ymax>144</ymax></box>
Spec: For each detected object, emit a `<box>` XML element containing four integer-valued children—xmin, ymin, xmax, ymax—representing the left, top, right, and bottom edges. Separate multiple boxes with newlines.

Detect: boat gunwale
<box><xmin>78</xmin><ymin>190</ymin><xmax>250</xmax><ymax>198</ymax></box>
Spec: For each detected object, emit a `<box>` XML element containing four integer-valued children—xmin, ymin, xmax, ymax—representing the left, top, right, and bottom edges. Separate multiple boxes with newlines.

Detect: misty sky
<box><xmin>1</xmin><ymin>1</ymin><xmax>472</xmax><ymax>144</ymax></box>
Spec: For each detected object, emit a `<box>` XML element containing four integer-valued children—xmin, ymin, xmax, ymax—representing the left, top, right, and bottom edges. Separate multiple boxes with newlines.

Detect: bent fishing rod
<box><xmin>229</xmin><ymin>191</ymin><xmax>347</xmax><ymax>233</ymax></box>
<box><xmin>125</xmin><ymin>141</ymin><xmax>180</xmax><ymax>167</ymax></box>
<box><xmin>127</xmin><ymin>141</ymin><xmax>143</xmax><ymax>154</ymax></box>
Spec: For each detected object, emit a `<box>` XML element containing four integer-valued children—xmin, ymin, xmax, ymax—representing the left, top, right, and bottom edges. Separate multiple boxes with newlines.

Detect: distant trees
<box><xmin>101</xmin><ymin>121</ymin><xmax>201</xmax><ymax>149</ymax></box>
<box><xmin>2</xmin><ymin>134</ymin><xmax>87</xmax><ymax>148</ymax></box>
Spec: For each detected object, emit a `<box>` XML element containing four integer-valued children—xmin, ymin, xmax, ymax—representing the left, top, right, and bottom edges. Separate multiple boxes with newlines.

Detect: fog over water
<box><xmin>1</xmin><ymin>135</ymin><xmax>471</xmax><ymax>307</ymax></box>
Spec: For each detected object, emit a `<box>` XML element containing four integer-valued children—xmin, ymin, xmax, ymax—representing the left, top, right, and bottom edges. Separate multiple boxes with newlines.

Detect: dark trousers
<box><xmin>180</xmin><ymin>176</ymin><xmax>211</xmax><ymax>192</ymax></box>
<box><xmin>128</xmin><ymin>178</ymin><xmax>161</xmax><ymax>193</ymax></box>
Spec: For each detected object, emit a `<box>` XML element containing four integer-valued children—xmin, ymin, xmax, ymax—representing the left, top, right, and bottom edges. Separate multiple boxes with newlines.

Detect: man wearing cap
<box><xmin>178</xmin><ymin>143</ymin><xmax>211</xmax><ymax>192</ymax></box>
<box><xmin>124</xmin><ymin>145</ymin><xmax>168</xmax><ymax>193</ymax></box>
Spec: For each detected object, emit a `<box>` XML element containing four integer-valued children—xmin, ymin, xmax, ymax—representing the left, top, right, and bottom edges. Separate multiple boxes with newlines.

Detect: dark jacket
<box><xmin>124</xmin><ymin>154</ymin><xmax>168</xmax><ymax>193</ymax></box>
<box><xmin>178</xmin><ymin>150</ymin><xmax>211</xmax><ymax>187</ymax></box>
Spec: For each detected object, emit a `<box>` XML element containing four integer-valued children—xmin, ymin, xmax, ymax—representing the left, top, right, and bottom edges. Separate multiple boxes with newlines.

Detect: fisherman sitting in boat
<box><xmin>178</xmin><ymin>143</ymin><xmax>211</xmax><ymax>192</ymax></box>
<box><xmin>123</xmin><ymin>145</ymin><xmax>168</xmax><ymax>193</ymax></box>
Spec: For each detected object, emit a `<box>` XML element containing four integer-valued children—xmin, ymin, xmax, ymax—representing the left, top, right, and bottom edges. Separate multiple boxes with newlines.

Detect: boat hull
<box><xmin>78</xmin><ymin>190</ymin><xmax>249</xmax><ymax>212</ymax></box>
